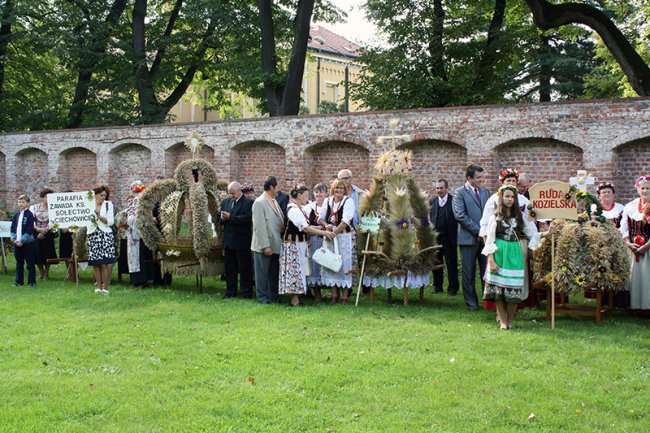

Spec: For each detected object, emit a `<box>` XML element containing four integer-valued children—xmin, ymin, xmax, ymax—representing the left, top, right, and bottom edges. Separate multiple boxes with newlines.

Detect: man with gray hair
<box><xmin>220</xmin><ymin>181</ymin><xmax>254</xmax><ymax>298</ymax></box>
<box><xmin>518</xmin><ymin>173</ymin><xmax>531</xmax><ymax>199</ymax></box>
<box><xmin>338</xmin><ymin>169</ymin><xmax>365</xmax><ymax>227</ymax></box>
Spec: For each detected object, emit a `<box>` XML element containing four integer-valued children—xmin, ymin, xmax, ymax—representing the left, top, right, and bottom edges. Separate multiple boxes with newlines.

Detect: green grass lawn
<box><xmin>0</xmin><ymin>257</ymin><xmax>648</xmax><ymax>433</ymax></box>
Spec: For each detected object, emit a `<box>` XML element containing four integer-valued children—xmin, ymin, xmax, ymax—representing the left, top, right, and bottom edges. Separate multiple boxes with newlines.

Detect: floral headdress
<box><xmin>130</xmin><ymin>180</ymin><xmax>146</xmax><ymax>193</ymax></box>
<box><xmin>498</xmin><ymin>168</ymin><xmax>519</xmax><ymax>185</ymax></box>
<box><xmin>497</xmin><ymin>185</ymin><xmax>518</xmax><ymax>196</ymax></box>
<box><xmin>635</xmin><ymin>175</ymin><xmax>650</xmax><ymax>187</ymax></box>
<box><xmin>596</xmin><ymin>182</ymin><xmax>615</xmax><ymax>194</ymax></box>
<box><xmin>241</xmin><ymin>182</ymin><xmax>254</xmax><ymax>193</ymax></box>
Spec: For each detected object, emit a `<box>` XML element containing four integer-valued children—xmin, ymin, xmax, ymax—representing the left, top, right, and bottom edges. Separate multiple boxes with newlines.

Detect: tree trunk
<box><xmin>473</xmin><ymin>0</ymin><xmax>506</xmax><ymax>102</ymax></box>
<box><xmin>258</xmin><ymin>0</ymin><xmax>315</xmax><ymax>117</ymax></box>
<box><xmin>0</xmin><ymin>0</ymin><xmax>14</xmax><ymax>98</ymax></box>
<box><xmin>278</xmin><ymin>0</ymin><xmax>314</xmax><ymax>115</ymax></box>
<box><xmin>538</xmin><ymin>34</ymin><xmax>552</xmax><ymax>102</ymax></box>
<box><xmin>258</xmin><ymin>0</ymin><xmax>280</xmax><ymax>115</ymax></box>
<box><xmin>427</xmin><ymin>0</ymin><xmax>446</xmax><ymax>80</ymax></box>
<box><xmin>67</xmin><ymin>0</ymin><xmax>127</xmax><ymax>128</ymax></box>
<box><xmin>524</xmin><ymin>0</ymin><xmax>650</xmax><ymax>96</ymax></box>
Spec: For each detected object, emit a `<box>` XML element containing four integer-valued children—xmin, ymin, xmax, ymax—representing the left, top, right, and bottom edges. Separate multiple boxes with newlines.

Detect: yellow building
<box><xmin>169</xmin><ymin>25</ymin><xmax>363</xmax><ymax>123</ymax></box>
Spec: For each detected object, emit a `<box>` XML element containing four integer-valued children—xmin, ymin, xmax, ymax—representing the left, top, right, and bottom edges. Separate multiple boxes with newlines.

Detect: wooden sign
<box><xmin>528</xmin><ymin>181</ymin><xmax>578</xmax><ymax>220</ymax></box>
<box><xmin>47</xmin><ymin>191</ymin><xmax>96</xmax><ymax>228</ymax></box>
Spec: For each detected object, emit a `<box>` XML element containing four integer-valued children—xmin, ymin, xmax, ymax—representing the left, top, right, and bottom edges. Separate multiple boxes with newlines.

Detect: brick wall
<box><xmin>613</xmin><ymin>138</ymin><xmax>650</xmax><ymax>203</ymax></box>
<box><xmin>231</xmin><ymin>141</ymin><xmax>286</xmax><ymax>193</ymax></box>
<box><xmin>0</xmin><ymin>98</ymin><xmax>648</xmax><ymax>209</ymax></box>
<box><xmin>0</xmin><ymin>152</ymin><xmax>5</xmax><ymax>206</ymax></box>
<box><xmin>399</xmin><ymin>140</ymin><xmax>468</xmax><ymax>194</ymax></box>
<box><xmin>57</xmin><ymin>147</ymin><xmax>97</xmax><ymax>192</ymax></box>
<box><xmin>493</xmin><ymin>139</ymin><xmax>584</xmax><ymax>192</ymax></box>
<box><xmin>16</xmin><ymin>148</ymin><xmax>49</xmax><ymax>202</ymax></box>
<box><xmin>305</xmin><ymin>141</ymin><xmax>370</xmax><ymax>191</ymax></box>
<box><xmin>108</xmin><ymin>144</ymin><xmax>152</xmax><ymax>209</ymax></box>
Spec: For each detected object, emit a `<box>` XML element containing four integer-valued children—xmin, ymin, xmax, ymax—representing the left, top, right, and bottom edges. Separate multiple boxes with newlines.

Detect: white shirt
<box><xmin>16</xmin><ymin>210</ymin><xmax>25</xmax><ymax>240</ymax></box>
<box><xmin>287</xmin><ymin>203</ymin><xmax>309</xmax><ymax>232</ymax></box>
<box><xmin>87</xmin><ymin>200</ymin><xmax>115</xmax><ymax>234</ymax></box>
<box><xmin>319</xmin><ymin>196</ymin><xmax>355</xmax><ymax>228</ymax></box>
<box><xmin>482</xmin><ymin>215</ymin><xmax>541</xmax><ymax>256</ymax></box>
<box><xmin>438</xmin><ymin>193</ymin><xmax>449</xmax><ymax>208</ymax></box>
<box><xmin>620</xmin><ymin>199</ymin><xmax>647</xmax><ymax>238</ymax></box>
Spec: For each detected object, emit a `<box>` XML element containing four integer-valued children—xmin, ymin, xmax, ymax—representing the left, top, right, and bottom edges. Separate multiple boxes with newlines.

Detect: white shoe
<box><xmin>94</xmin><ymin>288</ymin><xmax>102</xmax><ymax>294</ymax></box>
<box><xmin>101</xmin><ymin>289</ymin><xmax>109</xmax><ymax>295</ymax></box>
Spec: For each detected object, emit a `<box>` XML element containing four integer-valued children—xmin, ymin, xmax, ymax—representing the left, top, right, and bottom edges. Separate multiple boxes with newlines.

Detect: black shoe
<box><xmin>433</xmin><ymin>287</ymin><xmax>443</xmax><ymax>293</ymax></box>
<box><xmin>448</xmin><ymin>291</ymin><xmax>458</xmax><ymax>297</ymax></box>
<box><xmin>12</xmin><ymin>283</ymin><xmax>24</xmax><ymax>287</ymax></box>
<box><xmin>27</xmin><ymin>283</ymin><xmax>36</xmax><ymax>287</ymax></box>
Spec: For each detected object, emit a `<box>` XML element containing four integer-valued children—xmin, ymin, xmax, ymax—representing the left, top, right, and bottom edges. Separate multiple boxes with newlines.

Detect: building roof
<box><xmin>308</xmin><ymin>25</ymin><xmax>361</xmax><ymax>59</ymax></box>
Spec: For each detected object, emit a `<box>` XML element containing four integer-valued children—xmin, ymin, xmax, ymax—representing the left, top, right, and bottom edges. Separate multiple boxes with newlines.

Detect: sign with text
<box><xmin>359</xmin><ymin>215</ymin><xmax>381</xmax><ymax>234</ymax></box>
<box><xmin>0</xmin><ymin>221</ymin><xmax>11</xmax><ymax>238</ymax></box>
<box><xmin>528</xmin><ymin>181</ymin><xmax>578</xmax><ymax>220</ymax></box>
<box><xmin>47</xmin><ymin>191</ymin><xmax>96</xmax><ymax>228</ymax></box>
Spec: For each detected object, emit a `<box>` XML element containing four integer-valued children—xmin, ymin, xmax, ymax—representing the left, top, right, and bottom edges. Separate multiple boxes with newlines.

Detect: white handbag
<box><xmin>312</xmin><ymin>237</ymin><xmax>343</xmax><ymax>273</ymax></box>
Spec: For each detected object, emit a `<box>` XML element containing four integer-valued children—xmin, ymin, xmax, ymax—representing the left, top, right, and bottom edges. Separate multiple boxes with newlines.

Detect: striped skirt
<box><xmin>483</xmin><ymin>238</ymin><xmax>525</xmax><ymax>303</ymax></box>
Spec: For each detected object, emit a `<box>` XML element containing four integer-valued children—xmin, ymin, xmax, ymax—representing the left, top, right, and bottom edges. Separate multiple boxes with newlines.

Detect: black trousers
<box><xmin>433</xmin><ymin>235</ymin><xmax>459</xmax><ymax>294</ymax></box>
<box><xmin>459</xmin><ymin>243</ymin><xmax>487</xmax><ymax>309</ymax></box>
<box><xmin>15</xmin><ymin>241</ymin><xmax>36</xmax><ymax>285</ymax></box>
<box><xmin>224</xmin><ymin>247</ymin><xmax>254</xmax><ymax>298</ymax></box>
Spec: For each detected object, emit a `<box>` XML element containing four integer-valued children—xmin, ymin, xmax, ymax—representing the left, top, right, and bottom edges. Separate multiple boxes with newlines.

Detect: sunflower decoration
<box><xmin>135</xmin><ymin>152</ymin><xmax>228</xmax><ymax>278</ymax></box>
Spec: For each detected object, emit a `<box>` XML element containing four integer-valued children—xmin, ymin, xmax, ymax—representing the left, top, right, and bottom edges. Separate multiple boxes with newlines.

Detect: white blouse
<box><xmin>287</xmin><ymin>203</ymin><xmax>309</xmax><ymax>232</ymax></box>
<box><xmin>319</xmin><ymin>196</ymin><xmax>355</xmax><ymax>227</ymax></box>
<box><xmin>620</xmin><ymin>199</ymin><xmax>647</xmax><ymax>238</ymax></box>
<box><xmin>482</xmin><ymin>215</ymin><xmax>541</xmax><ymax>256</ymax></box>
<box><xmin>87</xmin><ymin>200</ymin><xmax>115</xmax><ymax>234</ymax></box>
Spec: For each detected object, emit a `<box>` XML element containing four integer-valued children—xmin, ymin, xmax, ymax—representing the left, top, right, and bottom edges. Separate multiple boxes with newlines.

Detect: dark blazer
<box><xmin>452</xmin><ymin>183</ymin><xmax>490</xmax><ymax>246</ymax></box>
<box><xmin>429</xmin><ymin>195</ymin><xmax>457</xmax><ymax>244</ymax></box>
<box><xmin>275</xmin><ymin>191</ymin><xmax>289</xmax><ymax>216</ymax></box>
<box><xmin>220</xmin><ymin>195</ymin><xmax>253</xmax><ymax>250</ymax></box>
<box><xmin>10</xmin><ymin>209</ymin><xmax>36</xmax><ymax>244</ymax></box>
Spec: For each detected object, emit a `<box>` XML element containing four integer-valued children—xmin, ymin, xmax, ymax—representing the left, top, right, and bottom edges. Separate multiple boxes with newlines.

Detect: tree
<box><xmin>256</xmin><ymin>0</ymin><xmax>342</xmax><ymax>116</ymax></box>
<box><xmin>524</xmin><ymin>0</ymin><xmax>650</xmax><ymax>96</ymax></box>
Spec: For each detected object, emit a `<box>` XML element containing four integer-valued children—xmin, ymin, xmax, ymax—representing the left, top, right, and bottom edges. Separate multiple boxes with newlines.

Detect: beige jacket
<box><xmin>251</xmin><ymin>193</ymin><xmax>284</xmax><ymax>254</ymax></box>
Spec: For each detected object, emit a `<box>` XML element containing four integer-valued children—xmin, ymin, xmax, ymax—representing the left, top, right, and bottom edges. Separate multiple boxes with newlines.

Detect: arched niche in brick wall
<box><xmin>57</xmin><ymin>147</ymin><xmax>97</xmax><ymax>193</ymax></box>
<box><xmin>230</xmin><ymin>140</ymin><xmax>286</xmax><ymax>192</ymax></box>
<box><xmin>493</xmin><ymin>138</ymin><xmax>583</xmax><ymax>190</ymax></box>
<box><xmin>108</xmin><ymin>143</ymin><xmax>152</xmax><ymax>209</ymax></box>
<box><xmin>164</xmin><ymin>141</ymin><xmax>215</xmax><ymax>177</ymax></box>
<box><xmin>305</xmin><ymin>141</ymin><xmax>370</xmax><ymax>190</ymax></box>
<box><xmin>397</xmin><ymin>139</ymin><xmax>467</xmax><ymax>193</ymax></box>
<box><xmin>613</xmin><ymin>137</ymin><xmax>650</xmax><ymax>203</ymax></box>
<box><xmin>16</xmin><ymin>148</ymin><xmax>49</xmax><ymax>202</ymax></box>
<box><xmin>0</xmin><ymin>151</ymin><xmax>5</xmax><ymax>206</ymax></box>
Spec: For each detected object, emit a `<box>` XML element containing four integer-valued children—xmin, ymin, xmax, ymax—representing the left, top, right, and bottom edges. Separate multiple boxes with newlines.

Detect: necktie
<box><xmin>474</xmin><ymin>188</ymin><xmax>481</xmax><ymax>206</ymax></box>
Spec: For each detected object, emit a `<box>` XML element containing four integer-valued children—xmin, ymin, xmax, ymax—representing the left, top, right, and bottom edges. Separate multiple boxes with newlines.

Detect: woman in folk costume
<box><xmin>620</xmin><ymin>176</ymin><xmax>650</xmax><ymax>312</ymax></box>
<box><xmin>319</xmin><ymin>179</ymin><xmax>356</xmax><ymax>304</ymax></box>
<box><xmin>480</xmin><ymin>168</ymin><xmax>538</xmax><ymax>313</ymax></box>
<box><xmin>124</xmin><ymin>180</ymin><xmax>154</xmax><ymax>287</ymax></box>
<box><xmin>305</xmin><ymin>183</ymin><xmax>329</xmax><ymax>303</ymax></box>
<box><xmin>87</xmin><ymin>185</ymin><xmax>116</xmax><ymax>295</ymax></box>
<box><xmin>482</xmin><ymin>185</ymin><xmax>541</xmax><ymax>329</ymax></box>
<box><xmin>30</xmin><ymin>188</ymin><xmax>57</xmax><ymax>280</ymax></box>
<box><xmin>595</xmin><ymin>182</ymin><xmax>625</xmax><ymax>228</ymax></box>
<box><xmin>279</xmin><ymin>185</ymin><xmax>334</xmax><ymax>306</ymax></box>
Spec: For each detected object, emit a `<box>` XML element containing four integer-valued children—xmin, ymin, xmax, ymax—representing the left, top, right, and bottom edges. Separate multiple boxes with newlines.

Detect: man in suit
<box><xmin>220</xmin><ymin>181</ymin><xmax>254</xmax><ymax>298</ymax></box>
<box><xmin>429</xmin><ymin>179</ymin><xmax>459</xmax><ymax>295</ymax></box>
<box><xmin>452</xmin><ymin>165</ymin><xmax>490</xmax><ymax>309</ymax></box>
<box><xmin>251</xmin><ymin>176</ymin><xmax>284</xmax><ymax>304</ymax></box>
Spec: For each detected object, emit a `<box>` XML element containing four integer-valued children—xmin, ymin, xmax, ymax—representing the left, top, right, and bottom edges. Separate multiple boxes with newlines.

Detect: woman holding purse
<box><xmin>319</xmin><ymin>179</ymin><xmax>356</xmax><ymax>304</ymax></box>
<box><xmin>279</xmin><ymin>185</ymin><xmax>334</xmax><ymax>306</ymax></box>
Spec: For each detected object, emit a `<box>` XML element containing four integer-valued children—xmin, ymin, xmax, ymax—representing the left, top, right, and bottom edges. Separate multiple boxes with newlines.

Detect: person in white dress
<box><xmin>319</xmin><ymin>179</ymin><xmax>356</xmax><ymax>304</ymax></box>
<box><xmin>620</xmin><ymin>176</ymin><xmax>650</xmax><ymax>311</ymax></box>
<box><xmin>279</xmin><ymin>186</ymin><xmax>334</xmax><ymax>306</ymax></box>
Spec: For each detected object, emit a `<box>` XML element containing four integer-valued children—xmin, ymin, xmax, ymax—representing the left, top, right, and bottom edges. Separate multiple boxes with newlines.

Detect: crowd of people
<box><xmin>7</xmin><ymin>167</ymin><xmax>650</xmax><ymax>328</ymax></box>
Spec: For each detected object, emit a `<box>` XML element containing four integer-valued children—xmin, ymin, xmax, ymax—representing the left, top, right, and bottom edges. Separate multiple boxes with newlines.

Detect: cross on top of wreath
<box><xmin>377</xmin><ymin>118</ymin><xmax>411</xmax><ymax>149</ymax></box>
<box><xmin>569</xmin><ymin>170</ymin><xmax>596</xmax><ymax>191</ymax></box>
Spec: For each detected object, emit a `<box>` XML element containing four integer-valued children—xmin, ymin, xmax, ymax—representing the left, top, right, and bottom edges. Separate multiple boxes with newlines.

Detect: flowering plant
<box><xmin>396</xmin><ymin>218</ymin><xmax>410</xmax><ymax>229</ymax></box>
